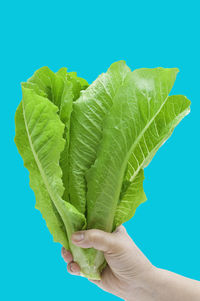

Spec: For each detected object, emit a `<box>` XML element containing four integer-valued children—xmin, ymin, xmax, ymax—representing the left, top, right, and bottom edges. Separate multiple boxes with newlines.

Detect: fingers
<box><xmin>71</xmin><ymin>226</ymin><xmax>126</xmax><ymax>254</ymax></box>
<box><xmin>61</xmin><ymin>247</ymin><xmax>80</xmax><ymax>276</ymax></box>
<box><xmin>62</xmin><ymin>225</ymin><xmax>128</xmax><ymax>279</ymax></box>
<box><xmin>61</xmin><ymin>247</ymin><xmax>73</xmax><ymax>263</ymax></box>
<box><xmin>67</xmin><ymin>262</ymin><xmax>80</xmax><ymax>275</ymax></box>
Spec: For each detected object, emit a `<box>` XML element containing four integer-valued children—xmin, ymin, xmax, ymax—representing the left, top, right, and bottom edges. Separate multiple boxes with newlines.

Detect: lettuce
<box><xmin>14</xmin><ymin>61</ymin><xmax>191</xmax><ymax>279</ymax></box>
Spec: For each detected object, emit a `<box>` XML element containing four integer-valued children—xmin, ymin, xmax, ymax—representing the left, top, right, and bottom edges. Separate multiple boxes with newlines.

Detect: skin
<box><xmin>61</xmin><ymin>226</ymin><xmax>200</xmax><ymax>301</ymax></box>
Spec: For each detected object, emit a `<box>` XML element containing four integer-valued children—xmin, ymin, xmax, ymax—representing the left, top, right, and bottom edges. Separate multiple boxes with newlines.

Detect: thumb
<box><xmin>71</xmin><ymin>226</ymin><xmax>126</xmax><ymax>254</ymax></box>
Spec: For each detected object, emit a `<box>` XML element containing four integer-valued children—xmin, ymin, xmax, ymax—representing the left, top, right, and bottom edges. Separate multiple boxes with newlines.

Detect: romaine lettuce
<box><xmin>14</xmin><ymin>62</ymin><xmax>190</xmax><ymax>279</ymax></box>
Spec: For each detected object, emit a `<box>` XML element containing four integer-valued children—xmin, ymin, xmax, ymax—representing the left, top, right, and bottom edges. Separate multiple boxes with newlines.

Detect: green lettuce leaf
<box><xmin>69</xmin><ymin>61</ymin><xmax>131</xmax><ymax>213</ymax></box>
<box><xmin>114</xmin><ymin>170</ymin><xmax>147</xmax><ymax>228</ymax></box>
<box><xmin>27</xmin><ymin>66</ymin><xmax>88</xmax><ymax>201</ymax></box>
<box><xmin>86</xmin><ymin>68</ymin><xmax>190</xmax><ymax>232</ymax></box>
<box><xmin>15</xmin><ymin>86</ymin><xmax>68</xmax><ymax>249</ymax></box>
<box><xmin>114</xmin><ymin>94</ymin><xmax>190</xmax><ymax>227</ymax></box>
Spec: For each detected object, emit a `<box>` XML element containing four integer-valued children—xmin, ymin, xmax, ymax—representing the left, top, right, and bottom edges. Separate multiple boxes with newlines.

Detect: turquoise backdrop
<box><xmin>1</xmin><ymin>1</ymin><xmax>199</xmax><ymax>300</ymax></box>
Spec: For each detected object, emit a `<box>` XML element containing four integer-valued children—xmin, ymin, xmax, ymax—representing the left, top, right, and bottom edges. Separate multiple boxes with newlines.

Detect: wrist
<box><xmin>125</xmin><ymin>266</ymin><xmax>200</xmax><ymax>301</ymax></box>
<box><xmin>125</xmin><ymin>265</ymin><xmax>161</xmax><ymax>301</ymax></box>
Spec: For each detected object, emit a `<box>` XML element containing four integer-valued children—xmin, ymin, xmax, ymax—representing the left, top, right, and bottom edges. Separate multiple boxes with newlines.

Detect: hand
<box><xmin>61</xmin><ymin>226</ymin><xmax>154</xmax><ymax>300</ymax></box>
<box><xmin>61</xmin><ymin>226</ymin><xmax>200</xmax><ymax>300</ymax></box>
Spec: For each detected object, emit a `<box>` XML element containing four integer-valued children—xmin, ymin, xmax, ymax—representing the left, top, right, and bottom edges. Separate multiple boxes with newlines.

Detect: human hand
<box><xmin>61</xmin><ymin>226</ymin><xmax>155</xmax><ymax>300</ymax></box>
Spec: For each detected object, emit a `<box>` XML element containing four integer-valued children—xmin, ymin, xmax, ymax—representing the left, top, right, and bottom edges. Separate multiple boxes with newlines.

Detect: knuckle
<box><xmin>87</xmin><ymin>230</ymin><xmax>99</xmax><ymax>244</ymax></box>
<box><xmin>114</xmin><ymin>225</ymin><xmax>127</xmax><ymax>235</ymax></box>
<box><xmin>108</xmin><ymin>233</ymin><xmax>126</xmax><ymax>253</ymax></box>
<box><xmin>119</xmin><ymin>225</ymin><xmax>127</xmax><ymax>233</ymax></box>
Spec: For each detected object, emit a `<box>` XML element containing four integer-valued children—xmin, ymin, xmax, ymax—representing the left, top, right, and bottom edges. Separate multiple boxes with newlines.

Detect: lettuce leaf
<box><xmin>114</xmin><ymin>94</ymin><xmax>190</xmax><ymax>227</ymax></box>
<box><xmin>69</xmin><ymin>61</ymin><xmax>131</xmax><ymax>213</ymax></box>
<box><xmin>27</xmin><ymin>66</ymin><xmax>89</xmax><ymax>202</ymax></box>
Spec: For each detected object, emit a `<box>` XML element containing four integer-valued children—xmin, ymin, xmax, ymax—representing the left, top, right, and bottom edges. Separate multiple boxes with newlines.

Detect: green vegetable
<box><xmin>14</xmin><ymin>61</ymin><xmax>190</xmax><ymax>279</ymax></box>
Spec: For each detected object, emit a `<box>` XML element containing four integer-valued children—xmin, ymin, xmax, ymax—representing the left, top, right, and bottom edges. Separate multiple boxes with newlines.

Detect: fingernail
<box><xmin>71</xmin><ymin>232</ymin><xmax>84</xmax><ymax>242</ymax></box>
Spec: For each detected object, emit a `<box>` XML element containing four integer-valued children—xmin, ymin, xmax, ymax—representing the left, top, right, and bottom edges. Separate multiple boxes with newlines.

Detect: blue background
<box><xmin>1</xmin><ymin>0</ymin><xmax>199</xmax><ymax>300</ymax></box>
